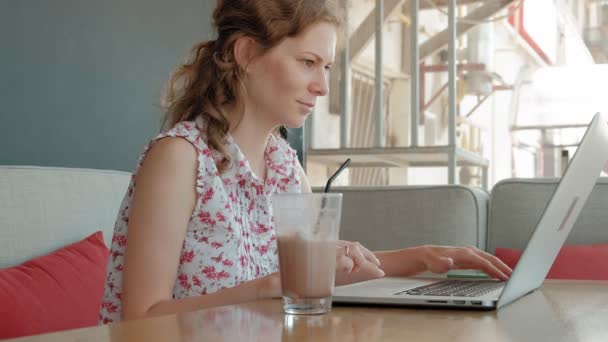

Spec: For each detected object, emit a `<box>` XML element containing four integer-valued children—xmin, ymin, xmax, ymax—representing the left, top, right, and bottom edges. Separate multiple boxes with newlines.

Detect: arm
<box><xmin>335</xmin><ymin>244</ymin><xmax>511</xmax><ymax>284</ymax></box>
<box><xmin>375</xmin><ymin>245</ymin><xmax>512</xmax><ymax>280</ymax></box>
<box><xmin>297</xmin><ymin>165</ymin><xmax>510</xmax><ymax>282</ymax></box>
<box><xmin>374</xmin><ymin>248</ymin><xmax>427</xmax><ymax>277</ymax></box>
<box><xmin>121</xmin><ymin>137</ymin><xmax>277</xmax><ymax>321</ymax></box>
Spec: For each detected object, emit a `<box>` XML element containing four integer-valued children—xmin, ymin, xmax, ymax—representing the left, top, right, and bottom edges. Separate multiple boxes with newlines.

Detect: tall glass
<box><xmin>272</xmin><ymin>193</ymin><xmax>343</xmax><ymax>315</ymax></box>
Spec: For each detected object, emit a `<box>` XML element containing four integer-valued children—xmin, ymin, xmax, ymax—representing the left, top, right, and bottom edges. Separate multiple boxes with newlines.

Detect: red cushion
<box><xmin>0</xmin><ymin>231</ymin><xmax>110</xmax><ymax>339</ymax></box>
<box><xmin>495</xmin><ymin>244</ymin><xmax>608</xmax><ymax>280</ymax></box>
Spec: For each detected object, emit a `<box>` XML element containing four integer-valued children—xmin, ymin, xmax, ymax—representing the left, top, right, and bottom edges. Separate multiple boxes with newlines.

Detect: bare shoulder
<box><xmin>144</xmin><ymin>136</ymin><xmax>198</xmax><ymax>167</ymax></box>
<box><xmin>135</xmin><ymin>136</ymin><xmax>199</xmax><ymax>195</ymax></box>
<box><xmin>128</xmin><ymin>136</ymin><xmax>199</xmax><ymax>234</ymax></box>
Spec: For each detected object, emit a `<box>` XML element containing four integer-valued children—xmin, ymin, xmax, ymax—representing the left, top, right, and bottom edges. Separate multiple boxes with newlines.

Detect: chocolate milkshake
<box><xmin>277</xmin><ymin>233</ymin><xmax>337</xmax><ymax>299</ymax></box>
<box><xmin>272</xmin><ymin>192</ymin><xmax>342</xmax><ymax>314</ymax></box>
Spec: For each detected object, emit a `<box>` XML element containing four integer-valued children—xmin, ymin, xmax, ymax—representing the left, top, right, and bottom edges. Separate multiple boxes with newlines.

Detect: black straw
<box><xmin>315</xmin><ymin>158</ymin><xmax>351</xmax><ymax>234</ymax></box>
<box><xmin>324</xmin><ymin>158</ymin><xmax>351</xmax><ymax>193</ymax></box>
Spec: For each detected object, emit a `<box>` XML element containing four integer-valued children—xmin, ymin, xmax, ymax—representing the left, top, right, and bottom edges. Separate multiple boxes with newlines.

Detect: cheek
<box><xmin>266</xmin><ymin>60</ymin><xmax>305</xmax><ymax>94</ymax></box>
<box><xmin>246</xmin><ymin>59</ymin><xmax>308</xmax><ymax>117</ymax></box>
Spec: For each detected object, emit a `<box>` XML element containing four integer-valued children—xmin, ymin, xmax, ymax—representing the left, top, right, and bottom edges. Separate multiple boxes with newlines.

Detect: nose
<box><xmin>309</xmin><ymin>70</ymin><xmax>329</xmax><ymax>96</ymax></box>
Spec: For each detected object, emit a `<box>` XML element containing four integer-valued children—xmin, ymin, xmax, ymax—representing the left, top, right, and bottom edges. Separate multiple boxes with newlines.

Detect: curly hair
<box><xmin>161</xmin><ymin>0</ymin><xmax>341</xmax><ymax>173</ymax></box>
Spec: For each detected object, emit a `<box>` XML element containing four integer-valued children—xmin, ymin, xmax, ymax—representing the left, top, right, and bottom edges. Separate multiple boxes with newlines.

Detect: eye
<box><xmin>302</xmin><ymin>59</ymin><xmax>315</xmax><ymax>67</ymax></box>
<box><xmin>325</xmin><ymin>65</ymin><xmax>332</xmax><ymax>72</ymax></box>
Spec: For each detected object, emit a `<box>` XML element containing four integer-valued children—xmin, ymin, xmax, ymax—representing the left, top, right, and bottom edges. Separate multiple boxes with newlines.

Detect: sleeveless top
<box><xmin>99</xmin><ymin>119</ymin><xmax>302</xmax><ymax>324</ymax></box>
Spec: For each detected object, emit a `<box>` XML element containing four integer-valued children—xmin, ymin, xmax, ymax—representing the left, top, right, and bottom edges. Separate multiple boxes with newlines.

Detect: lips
<box><xmin>296</xmin><ymin>100</ymin><xmax>315</xmax><ymax>109</ymax></box>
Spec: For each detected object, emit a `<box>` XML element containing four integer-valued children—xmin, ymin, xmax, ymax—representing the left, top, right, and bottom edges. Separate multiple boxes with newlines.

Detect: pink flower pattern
<box><xmin>99</xmin><ymin>119</ymin><xmax>301</xmax><ymax>323</ymax></box>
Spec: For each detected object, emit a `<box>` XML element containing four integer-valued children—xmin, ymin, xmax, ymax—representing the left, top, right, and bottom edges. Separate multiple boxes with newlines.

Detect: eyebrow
<box><xmin>303</xmin><ymin>51</ymin><xmax>334</xmax><ymax>65</ymax></box>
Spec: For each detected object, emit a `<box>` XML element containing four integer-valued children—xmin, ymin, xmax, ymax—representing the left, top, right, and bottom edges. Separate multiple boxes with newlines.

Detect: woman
<box><xmin>99</xmin><ymin>0</ymin><xmax>511</xmax><ymax>324</ymax></box>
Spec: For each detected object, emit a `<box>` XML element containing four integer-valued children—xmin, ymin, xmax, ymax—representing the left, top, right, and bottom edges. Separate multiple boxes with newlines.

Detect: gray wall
<box><xmin>0</xmin><ymin>0</ymin><xmax>214</xmax><ymax>171</ymax></box>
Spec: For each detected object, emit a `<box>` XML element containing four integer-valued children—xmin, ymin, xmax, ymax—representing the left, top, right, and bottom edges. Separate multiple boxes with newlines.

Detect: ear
<box><xmin>233</xmin><ymin>35</ymin><xmax>258</xmax><ymax>73</ymax></box>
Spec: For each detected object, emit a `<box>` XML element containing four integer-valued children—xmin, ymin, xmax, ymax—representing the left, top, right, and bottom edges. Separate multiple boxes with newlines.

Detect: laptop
<box><xmin>333</xmin><ymin>112</ymin><xmax>608</xmax><ymax>310</ymax></box>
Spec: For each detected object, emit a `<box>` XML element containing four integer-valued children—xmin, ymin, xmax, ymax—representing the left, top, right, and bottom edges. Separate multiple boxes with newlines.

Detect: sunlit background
<box><xmin>303</xmin><ymin>0</ymin><xmax>608</xmax><ymax>190</ymax></box>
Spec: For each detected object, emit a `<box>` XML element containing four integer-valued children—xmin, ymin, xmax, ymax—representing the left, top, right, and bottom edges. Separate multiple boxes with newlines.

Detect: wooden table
<box><xmin>9</xmin><ymin>280</ymin><xmax>608</xmax><ymax>342</ymax></box>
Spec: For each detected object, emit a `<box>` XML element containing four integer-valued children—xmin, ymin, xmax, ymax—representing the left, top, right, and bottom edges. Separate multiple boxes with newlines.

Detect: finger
<box><xmin>336</xmin><ymin>254</ymin><xmax>355</xmax><ymax>273</ymax></box>
<box><xmin>356</xmin><ymin>258</ymin><xmax>386</xmax><ymax>278</ymax></box>
<box><xmin>347</xmin><ymin>243</ymin><xmax>369</xmax><ymax>273</ymax></box>
<box><xmin>424</xmin><ymin>252</ymin><xmax>454</xmax><ymax>274</ymax></box>
<box><xmin>336</xmin><ymin>245</ymin><xmax>355</xmax><ymax>272</ymax></box>
<box><xmin>454</xmin><ymin>249</ymin><xmax>509</xmax><ymax>281</ymax></box>
<box><xmin>459</xmin><ymin>247</ymin><xmax>513</xmax><ymax>278</ymax></box>
<box><xmin>355</xmin><ymin>242</ymin><xmax>381</xmax><ymax>266</ymax></box>
<box><xmin>467</xmin><ymin>247</ymin><xmax>513</xmax><ymax>276</ymax></box>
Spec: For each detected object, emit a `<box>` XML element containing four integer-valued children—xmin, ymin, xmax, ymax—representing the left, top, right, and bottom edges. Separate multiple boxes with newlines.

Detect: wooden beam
<box><xmin>349</xmin><ymin>0</ymin><xmax>406</xmax><ymax>62</ymax></box>
<box><xmin>348</xmin><ymin>0</ymin><xmax>495</xmax><ymax>61</ymax></box>
<box><xmin>419</xmin><ymin>0</ymin><xmax>515</xmax><ymax>61</ymax></box>
<box><xmin>331</xmin><ymin>0</ymin><xmax>407</xmax><ymax>113</ymax></box>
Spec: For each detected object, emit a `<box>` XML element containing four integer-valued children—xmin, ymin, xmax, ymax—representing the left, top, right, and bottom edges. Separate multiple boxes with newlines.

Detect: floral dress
<box><xmin>99</xmin><ymin>119</ymin><xmax>301</xmax><ymax>323</ymax></box>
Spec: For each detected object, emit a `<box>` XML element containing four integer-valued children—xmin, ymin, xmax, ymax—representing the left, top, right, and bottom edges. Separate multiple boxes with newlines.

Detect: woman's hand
<box><xmin>413</xmin><ymin>245</ymin><xmax>513</xmax><ymax>280</ymax></box>
<box><xmin>335</xmin><ymin>240</ymin><xmax>385</xmax><ymax>286</ymax></box>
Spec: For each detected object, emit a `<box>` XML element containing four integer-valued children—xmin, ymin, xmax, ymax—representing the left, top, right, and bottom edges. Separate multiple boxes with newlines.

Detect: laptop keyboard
<box><xmin>396</xmin><ymin>280</ymin><xmax>506</xmax><ymax>297</ymax></box>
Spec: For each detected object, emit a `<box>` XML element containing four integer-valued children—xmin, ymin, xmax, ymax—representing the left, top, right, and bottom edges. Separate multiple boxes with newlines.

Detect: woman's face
<box><xmin>243</xmin><ymin>21</ymin><xmax>337</xmax><ymax>129</ymax></box>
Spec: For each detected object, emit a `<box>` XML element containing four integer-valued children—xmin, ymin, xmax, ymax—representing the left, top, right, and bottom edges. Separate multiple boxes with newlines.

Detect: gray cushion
<box><xmin>316</xmin><ymin>186</ymin><xmax>489</xmax><ymax>251</ymax></box>
<box><xmin>488</xmin><ymin>178</ymin><xmax>608</xmax><ymax>253</ymax></box>
<box><xmin>0</xmin><ymin>166</ymin><xmax>130</xmax><ymax>268</ymax></box>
